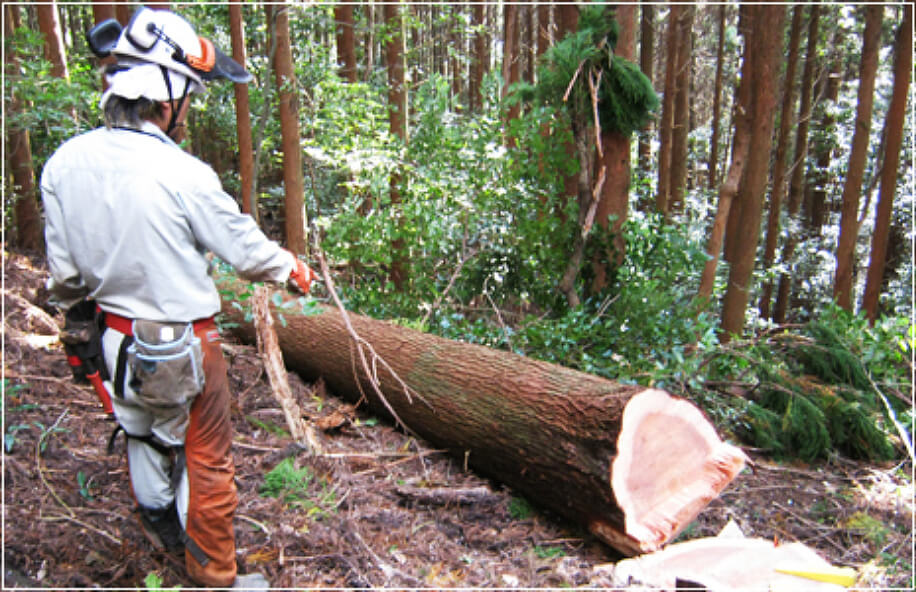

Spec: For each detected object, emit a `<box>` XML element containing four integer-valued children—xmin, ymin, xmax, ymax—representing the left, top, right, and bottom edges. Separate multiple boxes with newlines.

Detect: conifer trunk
<box><xmin>229</xmin><ymin>4</ymin><xmax>255</xmax><ymax>219</ymax></box>
<box><xmin>862</xmin><ymin>6</ymin><xmax>911</xmax><ymax>323</ymax></box>
<box><xmin>719</xmin><ymin>5</ymin><xmax>785</xmax><ymax>340</ymax></box>
<box><xmin>218</xmin><ymin>279</ymin><xmax>746</xmax><ymax>556</ymax></box>
<box><xmin>758</xmin><ymin>7</ymin><xmax>804</xmax><ymax>320</ymax></box>
<box><xmin>774</xmin><ymin>5</ymin><xmax>821</xmax><ymax>323</ymax></box>
<box><xmin>269</xmin><ymin>5</ymin><xmax>306</xmax><ymax>255</ymax></box>
<box><xmin>833</xmin><ymin>5</ymin><xmax>882</xmax><ymax>311</ymax></box>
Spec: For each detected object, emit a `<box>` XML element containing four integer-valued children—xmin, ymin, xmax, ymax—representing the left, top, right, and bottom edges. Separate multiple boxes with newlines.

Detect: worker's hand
<box><xmin>288</xmin><ymin>258</ymin><xmax>318</xmax><ymax>295</ymax></box>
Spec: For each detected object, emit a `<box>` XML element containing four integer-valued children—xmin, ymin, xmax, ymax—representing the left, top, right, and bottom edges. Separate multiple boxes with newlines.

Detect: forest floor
<box><xmin>3</xmin><ymin>248</ymin><xmax>913</xmax><ymax>590</ymax></box>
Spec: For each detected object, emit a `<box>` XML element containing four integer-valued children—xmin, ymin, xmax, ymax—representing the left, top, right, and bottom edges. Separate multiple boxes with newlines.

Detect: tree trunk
<box><xmin>773</xmin><ymin>5</ymin><xmax>821</xmax><ymax>324</ymax></box>
<box><xmin>335</xmin><ymin>3</ymin><xmax>357</xmax><ymax>83</ymax></box>
<box><xmin>384</xmin><ymin>0</ymin><xmax>408</xmax><ymax>290</ymax></box>
<box><xmin>833</xmin><ymin>5</ymin><xmax>882</xmax><ymax>312</ymax></box>
<box><xmin>668</xmin><ymin>6</ymin><xmax>693</xmax><ymax>212</ymax></box>
<box><xmin>5</xmin><ymin>4</ymin><xmax>43</xmax><ymax>253</ymax></box>
<box><xmin>270</xmin><ymin>5</ymin><xmax>306</xmax><ymax>255</ymax></box>
<box><xmin>589</xmin><ymin>3</ymin><xmax>637</xmax><ymax>293</ymax></box>
<box><xmin>637</xmin><ymin>5</ymin><xmax>654</xmax><ymax>176</ymax></box>
<box><xmin>719</xmin><ymin>5</ymin><xmax>786</xmax><ymax>340</ymax></box>
<box><xmin>758</xmin><ymin>6</ymin><xmax>804</xmax><ymax>320</ymax></box>
<box><xmin>707</xmin><ymin>5</ymin><xmax>726</xmax><ymax>189</ymax></box>
<box><xmin>218</xmin><ymin>278</ymin><xmax>747</xmax><ymax>557</ymax></box>
<box><xmin>37</xmin><ymin>1</ymin><xmax>69</xmax><ymax>80</ymax></box>
<box><xmin>469</xmin><ymin>3</ymin><xmax>486</xmax><ymax>113</ymax></box>
<box><xmin>655</xmin><ymin>5</ymin><xmax>680</xmax><ymax>217</ymax></box>
<box><xmin>502</xmin><ymin>2</ymin><xmax>521</xmax><ymax>145</ymax></box>
<box><xmin>697</xmin><ymin>6</ymin><xmax>755</xmax><ymax>302</ymax></box>
<box><xmin>229</xmin><ymin>4</ymin><xmax>255</xmax><ymax>219</ymax></box>
<box><xmin>862</xmin><ymin>5</ymin><xmax>911</xmax><ymax>324</ymax></box>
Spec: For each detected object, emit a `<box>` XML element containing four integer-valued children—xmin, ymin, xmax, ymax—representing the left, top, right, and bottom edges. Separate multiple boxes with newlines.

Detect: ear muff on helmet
<box><xmin>86</xmin><ymin>18</ymin><xmax>122</xmax><ymax>57</ymax></box>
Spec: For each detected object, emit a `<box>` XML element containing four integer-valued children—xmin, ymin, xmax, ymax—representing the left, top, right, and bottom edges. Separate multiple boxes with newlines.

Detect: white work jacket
<box><xmin>40</xmin><ymin>121</ymin><xmax>295</xmax><ymax>322</ymax></box>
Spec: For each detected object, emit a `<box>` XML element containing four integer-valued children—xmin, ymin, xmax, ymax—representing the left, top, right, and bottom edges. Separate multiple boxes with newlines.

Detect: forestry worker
<box><xmin>40</xmin><ymin>8</ymin><xmax>315</xmax><ymax>590</ymax></box>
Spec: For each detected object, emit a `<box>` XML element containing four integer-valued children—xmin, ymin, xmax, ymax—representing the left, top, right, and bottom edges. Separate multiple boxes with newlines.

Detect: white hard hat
<box><xmin>88</xmin><ymin>7</ymin><xmax>252</xmax><ymax>98</ymax></box>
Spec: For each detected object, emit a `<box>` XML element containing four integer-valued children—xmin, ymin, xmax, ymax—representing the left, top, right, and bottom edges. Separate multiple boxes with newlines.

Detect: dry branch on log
<box><xmin>218</xmin><ymin>277</ymin><xmax>746</xmax><ymax>556</ymax></box>
<box><xmin>251</xmin><ymin>286</ymin><xmax>321</xmax><ymax>453</ymax></box>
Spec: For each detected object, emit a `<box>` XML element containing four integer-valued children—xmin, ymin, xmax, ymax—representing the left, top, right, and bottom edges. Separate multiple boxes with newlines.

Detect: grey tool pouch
<box><xmin>127</xmin><ymin>320</ymin><xmax>205</xmax><ymax>409</ymax></box>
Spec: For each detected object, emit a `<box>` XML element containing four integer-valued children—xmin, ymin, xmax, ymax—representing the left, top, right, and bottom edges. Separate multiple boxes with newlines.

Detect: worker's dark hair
<box><xmin>101</xmin><ymin>63</ymin><xmax>164</xmax><ymax>129</ymax></box>
<box><xmin>103</xmin><ymin>95</ymin><xmax>163</xmax><ymax>129</ymax></box>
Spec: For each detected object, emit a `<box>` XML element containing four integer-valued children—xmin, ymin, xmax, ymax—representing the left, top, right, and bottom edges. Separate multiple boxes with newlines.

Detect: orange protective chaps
<box><xmin>183</xmin><ymin>327</ymin><xmax>238</xmax><ymax>587</ymax></box>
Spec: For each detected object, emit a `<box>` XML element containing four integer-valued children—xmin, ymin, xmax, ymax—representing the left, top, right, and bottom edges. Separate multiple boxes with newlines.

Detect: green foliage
<box><xmin>514</xmin><ymin>3</ymin><xmax>658</xmax><ymax>135</ymax></box>
<box><xmin>508</xmin><ymin>496</ymin><xmax>535</xmax><ymax>520</ymax></box>
<box><xmin>144</xmin><ymin>571</ymin><xmax>181</xmax><ymax>591</ymax></box>
<box><xmin>260</xmin><ymin>458</ymin><xmax>336</xmax><ymax>520</ymax></box>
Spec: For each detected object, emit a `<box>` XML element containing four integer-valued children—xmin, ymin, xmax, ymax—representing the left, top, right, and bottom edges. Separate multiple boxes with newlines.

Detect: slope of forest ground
<box><xmin>3</xmin><ymin>248</ymin><xmax>913</xmax><ymax>590</ymax></box>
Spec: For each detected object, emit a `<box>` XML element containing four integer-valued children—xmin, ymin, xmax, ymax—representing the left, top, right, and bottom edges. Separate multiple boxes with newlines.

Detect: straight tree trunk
<box><xmin>656</xmin><ymin>5</ymin><xmax>680</xmax><ymax>216</ymax></box>
<box><xmin>862</xmin><ymin>5</ymin><xmax>911</xmax><ymax>324</ymax></box>
<box><xmin>719</xmin><ymin>5</ymin><xmax>786</xmax><ymax>340</ymax></box>
<box><xmin>502</xmin><ymin>2</ymin><xmax>521</xmax><ymax>144</ymax></box>
<box><xmin>758</xmin><ymin>6</ymin><xmax>804</xmax><ymax>320</ymax></box>
<box><xmin>37</xmin><ymin>1</ymin><xmax>69</xmax><ymax>80</ymax></box>
<box><xmin>833</xmin><ymin>5</ymin><xmax>882</xmax><ymax>312</ymax></box>
<box><xmin>269</xmin><ymin>5</ymin><xmax>306</xmax><ymax>255</ymax></box>
<box><xmin>667</xmin><ymin>6</ymin><xmax>693</xmax><ymax>212</ymax></box>
<box><xmin>384</xmin><ymin>0</ymin><xmax>408</xmax><ymax>290</ymax></box>
<box><xmin>697</xmin><ymin>8</ymin><xmax>755</xmax><ymax>302</ymax></box>
<box><xmin>773</xmin><ymin>5</ymin><xmax>821</xmax><ymax>323</ymax></box>
<box><xmin>335</xmin><ymin>4</ymin><xmax>357</xmax><ymax>83</ymax></box>
<box><xmin>218</xmin><ymin>278</ymin><xmax>747</xmax><ymax>557</ymax></box>
<box><xmin>707</xmin><ymin>5</ymin><xmax>727</xmax><ymax>189</ymax></box>
<box><xmin>469</xmin><ymin>3</ymin><xmax>486</xmax><ymax>113</ymax></box>
<box><xmin>5</xmin><ymin>4</ymin><xmax>43</xmax><ymax>252</ymax></box>
<box><xmin>229</xmin><ymin>4</ymin><xmax>255</xmax><ymax>219</ymax></box>
<box><xmin>637</xmin><ymin>5</ymin><xmax>654</xmax><ymax>175</ymax></box>
<box><xmin>804</xmin><ymin>50</ymin><xmax>841</xmax><ymax>237</ymax></box>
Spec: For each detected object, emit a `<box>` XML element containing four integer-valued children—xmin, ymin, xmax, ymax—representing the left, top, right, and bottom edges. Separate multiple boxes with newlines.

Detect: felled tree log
<box><xmin>219</xmin><ymin>279</ymin><xmax>746</xmax><ymax>556</ymax></box>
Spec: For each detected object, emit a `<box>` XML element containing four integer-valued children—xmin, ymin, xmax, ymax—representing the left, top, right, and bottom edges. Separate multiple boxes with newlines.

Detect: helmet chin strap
<box><xmin>159</xmin><ymin>65</ymin><xmax>191</xmax><ymax>138</ymax></box>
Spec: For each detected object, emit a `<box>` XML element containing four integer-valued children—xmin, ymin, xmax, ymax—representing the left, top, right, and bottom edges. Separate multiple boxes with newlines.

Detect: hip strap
<box><xmin>103</xmin><ymin>310</ymin><xmax>216</xmax><ymax>336</ymax></box>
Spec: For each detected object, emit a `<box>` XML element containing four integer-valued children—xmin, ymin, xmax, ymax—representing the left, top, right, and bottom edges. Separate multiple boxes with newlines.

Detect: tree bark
<box><xmin>502</xmin><ymin>2</ymin><xmax>521</xmax><ymax>145</ymax></box>
<box><xmin>335</xmin><ymin>3</ymin><xmax>357</xmax><ymax>83</ymax></box>
<box><xmin>707</xmin><ymin>5</ymin><xmax>726</xmax><ymax>190</ymax></box>
<box><xmin>37</xmin><ymin>1</ymin><xmax>69</xmax><ymax>80</ymax></box>
<box><xmin>384</xmin><ymin>0</ymin><xmax>408</xmax><ymax>290</ymax></box>
<box><xmin>774</xmin><ymin>5</ymin><xmax>821</xmax><ymax>323</ymax></box>
<box><xmin>589</xmin><ymin>3</ymin><xmax>637</xmax><ymax>292</ymax></box>
<box><xmin>833</xmin><ymin>5</ymin><xmax>882</xmax><ymax>312</ymax></box>
<box><xmin>862</xmin><ymin>5</ymin><xmax>911</xmax><ymax>324</ymax></box>
<box><xmin>469</xmin><ymin>3</ymin><xmax>486</xmax><ymax>113</ymax></box>
<box><xmin>218</xmin><ymin>279</ymin><xmax>747</xmax><ymax>557</ymax></box>
<box><xmin>655</xmin><ymin>5</ymin><xmax>680</xmax><ymax>217</ymax></box>
<box><xmin>758</xmin><ymin>6</ymin><xmax>804</xmax><ymax>320</ymax></box>
<box><xmin>697</xmin><ymin>6</ymin><xmax>755</xmax><ymax>302</ymax></box>
<box><xmin>229</xmin><ymin>4</ymin><xmax>255</xmax><ymax>219</ymax></box>
<box><xmin>5</xmin><ymin>4</ymin><xmax>43</xmax><ymax>253</ymax></box>
<box><xmin>637</xmin><ymin>5</ymin><xmax>654</xmax><ymax>176</ymax></box>
<box><xmin>667</xmin><ymin>6</ymin><xmax>693</xmax><ymax>212</ymax></box>
<box><xmin>719</xmin><ymin>5</ymin><xmax>786</xmax><ymax>340</ymax></box>
<box><xmin>270</xmin><ymin>5</ymin><xmax>307</xmax><ymax>255</ymax></box>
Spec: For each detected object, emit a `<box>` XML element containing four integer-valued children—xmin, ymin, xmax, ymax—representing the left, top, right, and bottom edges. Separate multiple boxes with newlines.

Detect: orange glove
<box><xmin>288</xmin><ymin>258</ymin><xmax>317</xmax><ymax>295</ymax></box>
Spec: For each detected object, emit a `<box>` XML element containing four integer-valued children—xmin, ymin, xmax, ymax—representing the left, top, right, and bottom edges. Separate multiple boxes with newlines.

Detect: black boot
<box><xmin>136</xmin><ymin>502</ymin><xmax>184</xmax><ymax>553</ymax></box>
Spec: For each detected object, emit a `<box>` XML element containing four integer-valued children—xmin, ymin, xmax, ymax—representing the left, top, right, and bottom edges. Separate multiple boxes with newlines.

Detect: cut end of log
<box><xmin>607</xmin><ymin>389</ymin><xmax>747</xmax><ymax>554</ymax></box>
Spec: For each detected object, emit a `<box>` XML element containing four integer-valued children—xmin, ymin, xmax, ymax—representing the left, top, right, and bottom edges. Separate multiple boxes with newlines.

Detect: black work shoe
<box><xmin>136</xmin><ymin>502</ymin><xmax>184</xmax><ymax>553</ymax></box>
